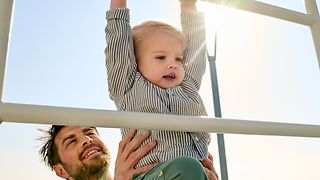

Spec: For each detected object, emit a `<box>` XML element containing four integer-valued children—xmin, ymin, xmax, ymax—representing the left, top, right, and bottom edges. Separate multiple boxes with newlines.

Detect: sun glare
<box><xmin>198</xmin><ymin>2</ymin><xmax>263</xmax><ymax>57</ymax></box>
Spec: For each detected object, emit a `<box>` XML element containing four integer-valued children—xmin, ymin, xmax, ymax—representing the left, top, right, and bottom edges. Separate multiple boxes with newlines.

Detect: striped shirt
<box><xmin>105</xmin><ymin>8</ymin><xmax>210</xmax><ymax>168</ymax></box>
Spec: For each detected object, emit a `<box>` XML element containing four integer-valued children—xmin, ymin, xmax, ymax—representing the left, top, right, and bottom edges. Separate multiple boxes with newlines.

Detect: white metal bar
<box><xmin>0</xmin><ymin>0</ymin><xmax>14</xmax><ymax>102</ymax></box>
<box><xmin>305</xmin><ymin>0</ymin><xmax>319</xmax><ymax>16</ymax></box>
<box><xmin>0</xmin><ymin>102</ymin><xmax>320</xmax><ymax>137</ymax></box>
<box><xmin>0</xmin><ymin>0</ymin><xmax>14</xmax><ymax>124</ymax></box>
<box><xmin>202</xmin><ymin>0</ymin><xmax>320</xmax><ymax>67</ymax></box>
<box><xmin>305</xmin><ymin>0</ymin><xmax>320</xmax><ymax>69</ymax></box>
<box><xmin>203</xmin><ymin>0</ymin><xmax>320</xmax><ymax>26</ymax></box>
<box><xmin>0</xmin><ymin>0</ymin><xmax>319</xmax><ymax>138</ymax></box>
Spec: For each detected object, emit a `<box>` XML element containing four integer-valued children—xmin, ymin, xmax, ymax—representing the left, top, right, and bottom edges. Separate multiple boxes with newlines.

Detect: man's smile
<box><xmin>80</xmin><ymin>146</ymin><xmax>102</xmax><ymax>160</ymax></box>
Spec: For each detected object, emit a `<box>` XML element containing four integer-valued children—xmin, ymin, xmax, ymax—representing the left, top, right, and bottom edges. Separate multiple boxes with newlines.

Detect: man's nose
<box><xmin>81</xmin><ymin>135</ymin><xmax>93</xmax><ymax>147</ymax></box>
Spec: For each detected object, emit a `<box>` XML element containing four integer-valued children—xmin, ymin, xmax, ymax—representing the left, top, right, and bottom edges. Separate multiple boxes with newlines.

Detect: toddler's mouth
<box><xmin>163</xmin><ymin>75</ymin><xmax>176</xmax><ymax>79</ymax></box>
<box><xmin>163</xmin><ymin>73</ymin><xmax>176</xmax><ymax>79</ymax></box>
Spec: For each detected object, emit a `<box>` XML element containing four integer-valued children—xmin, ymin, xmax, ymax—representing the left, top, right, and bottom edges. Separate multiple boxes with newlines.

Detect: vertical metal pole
<box><xmin>304</xmin><ymin>0</ymin><xmax>320</xmax><ymax>69</ymax></box>
<box><xmin>0</xmin><ymin>0</ymin><xmax>15</xmax><ymax>124</ymax></box>
<box><xmin>208</xmin><ymin>32</ymin><xmax>229</xmax><ymax>180</ymax></box>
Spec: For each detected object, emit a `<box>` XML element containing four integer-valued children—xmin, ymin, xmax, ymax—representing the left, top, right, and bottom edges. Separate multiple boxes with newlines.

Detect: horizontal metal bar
<box><xmin>202</xmin><ymin>0</ymin><xmax>320</xmax><ymax>26</ymax></box>
<box><xmin>0</xmin><ymin>102</ymin><xmax>319</xmax><ymax>137</ymax></box>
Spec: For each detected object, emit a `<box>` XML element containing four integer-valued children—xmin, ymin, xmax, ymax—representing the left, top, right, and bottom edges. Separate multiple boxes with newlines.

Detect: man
<box><xmin>39</xmin><ymin>126</ymin><xmax>218</xmax><ymax>180</ymax></box>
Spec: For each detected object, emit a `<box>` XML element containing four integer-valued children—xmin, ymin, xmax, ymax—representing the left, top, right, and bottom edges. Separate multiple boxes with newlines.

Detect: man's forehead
<box><xmin>55</xmin><ymin>126</ymin><xmax>93</xmax><ymax>142</ymax></box>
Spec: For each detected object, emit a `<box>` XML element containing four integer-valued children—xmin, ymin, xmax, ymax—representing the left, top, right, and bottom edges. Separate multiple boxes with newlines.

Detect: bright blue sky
<box><xmin>1</xmin><ymin>0</ymin><xmax>320</xmax><ymax>179</ymax></box>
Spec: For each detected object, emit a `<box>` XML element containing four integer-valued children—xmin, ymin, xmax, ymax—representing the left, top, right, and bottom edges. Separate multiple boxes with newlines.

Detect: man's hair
<box><xmin>132</xmin><ymin>20</ymin><xmax>186</xmax><ymax>59</ymax></box>
<box><xmin>39</xmin><ymin>125</ymin><xmax>65</xmax><ymax>170</ymax></box>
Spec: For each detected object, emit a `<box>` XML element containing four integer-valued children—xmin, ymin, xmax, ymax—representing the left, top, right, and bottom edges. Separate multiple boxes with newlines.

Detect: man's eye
<box><xmin>87</xmin><ymin>133</ymin><xmax>96</xmax><ymax>137</ymax></box>
<box><xmin>67</xmin><ymin>140</ymin><xmax>76</xmax><ymax>146</ymax></box>
<box><xmin>86</xmin><ymin>131</ymin><xmax>97</xmax><ymax>136</ymax></box>
<box><xmin>156</xmin><ymin>56</ymin><xmax>165</xmax><ymax>60</ymax></box>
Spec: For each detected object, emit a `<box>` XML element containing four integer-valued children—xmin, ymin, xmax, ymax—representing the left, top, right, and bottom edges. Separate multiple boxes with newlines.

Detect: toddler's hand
<box><xmin>180</xmin><ymin>0</ymin><xmax>197</xmax><ymax>10</ymax></box>
<box><xmin>180</xmin><ymin>0</ymin><xmax>197</xmax><ymax>6</ymax></box>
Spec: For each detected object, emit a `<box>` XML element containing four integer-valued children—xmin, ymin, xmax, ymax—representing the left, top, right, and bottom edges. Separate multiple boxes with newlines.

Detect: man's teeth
<box><xmin>84</xmin><ymin>150</ymin><xmax>98</xmax><ymax>159</ymax></box>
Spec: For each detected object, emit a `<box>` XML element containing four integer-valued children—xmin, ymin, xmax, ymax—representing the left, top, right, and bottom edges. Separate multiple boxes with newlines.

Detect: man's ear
<box><xmin>53</xmin><ymin>164</ymin><xmax>70</xmax><ymax>179</ymax></box>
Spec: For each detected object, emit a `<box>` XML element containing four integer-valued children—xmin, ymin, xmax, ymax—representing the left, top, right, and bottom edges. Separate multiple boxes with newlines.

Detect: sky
<box><xmin>1</xmin><ymin>0</ymin><xmax>320</xmax><ymax>179</ymax></box>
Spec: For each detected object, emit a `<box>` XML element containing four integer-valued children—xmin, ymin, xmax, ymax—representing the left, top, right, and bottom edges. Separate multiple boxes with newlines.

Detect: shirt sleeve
<box><xmin>181</xmin><ymin>10</ymin><xmax>207</xmax><ymax>90</ymax></box>
<box><xmin>105</xmin><ymin>8</ymin><xmax>137</xmax><ymax>101</ymax></box>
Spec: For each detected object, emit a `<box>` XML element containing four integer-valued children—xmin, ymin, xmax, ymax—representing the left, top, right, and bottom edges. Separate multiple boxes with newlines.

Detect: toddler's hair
<box><xmin>132</xmin><ymin>21</ymin><xmax>186</xmax><ymax>58</ymax></box>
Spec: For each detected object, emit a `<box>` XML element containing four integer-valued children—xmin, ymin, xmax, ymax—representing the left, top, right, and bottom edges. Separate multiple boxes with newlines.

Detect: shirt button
<box><xmin>167</xmin><ymin>91</ymin><xmax>174</xmax><ymax>96</ymax></box>
<box><xmin>195</xmin><ymin>137</ymin><xmax>199</xmax><ymax>141</ymax></box>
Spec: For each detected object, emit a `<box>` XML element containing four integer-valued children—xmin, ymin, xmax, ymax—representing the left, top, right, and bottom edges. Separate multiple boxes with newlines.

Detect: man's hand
<box><xmin>114</xmin><ymin>129</ymin><xmax>158</xmax><ymax>180</ymax></box>
<box><xmin>201</xmin><ymin>153</ymin><xmax>219</xmax><ymax>180</ymax></box>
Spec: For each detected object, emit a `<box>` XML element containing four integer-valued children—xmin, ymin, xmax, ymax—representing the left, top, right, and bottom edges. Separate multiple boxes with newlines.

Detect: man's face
<box><xmin>54</xmin><ymin>126</ymin><xmax>110</xmax><ymax>180</ymax></box>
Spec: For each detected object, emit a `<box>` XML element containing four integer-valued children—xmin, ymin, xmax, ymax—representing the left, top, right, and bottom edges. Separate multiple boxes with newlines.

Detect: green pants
<box><xmin>133</xmin><ymin>156</ymin><xmax>208</xmax><ymax>180</ymax></box>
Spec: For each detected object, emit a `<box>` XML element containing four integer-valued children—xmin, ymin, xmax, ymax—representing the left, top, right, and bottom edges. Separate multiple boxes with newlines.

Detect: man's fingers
<box><xmin>201</xmin><ymin>153</ymin><xmax>218</xmax><ymax>179</ymax></box>
<box><xmin>133</xmin><ymin>162</ymin><xmax>159</xmax><ymax>175</ymax></box>
<box><xmin>201</xmin><ymin>158</ymin><xmax>213</xmax><ymax>171</ymax></box>
<box><xmin>208</xmin><ymin>153</ymin><xmax>213</xmax><ymax>161</ymax></box>
<box><xmin>121</xmin><ymin>130</ymin><xmax>151</xmax><ymax>161</ymax></box>
<box><xmin>127</xmin><ymin>130</ymin><xmax>151</xmax><ymax>151</ymax></box>
<box><xmin>118</xmin><ymin>129</ymin><xmax>137</xmax><ymax>154</ymax></box>
<box><xmin>117</xmin><ymin>130</ymin><xmax>154</xmax><ymax>170</ymax></box>
<box><xmin>204</xmin><ymin>167</ymin><xmax>219</xmax><ymax>180</ymax></box>
<box><xmin>126</xmin><ymin>140</ymin><xmax>157</xmax><ymax>166</ymax></box>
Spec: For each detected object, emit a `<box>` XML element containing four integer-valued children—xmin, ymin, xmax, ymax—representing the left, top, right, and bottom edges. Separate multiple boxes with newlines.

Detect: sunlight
<box><xmin>198</xmin><ymin>2</ymin><xmax>263</xmax><ymax>57</ymax></box>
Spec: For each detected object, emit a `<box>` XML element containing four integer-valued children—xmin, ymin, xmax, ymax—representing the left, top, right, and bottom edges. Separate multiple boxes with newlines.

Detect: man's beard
<box><xmin>62</xmin><ymin>146</ymin><xmax>110</xmax><ymax>180</ymax></box>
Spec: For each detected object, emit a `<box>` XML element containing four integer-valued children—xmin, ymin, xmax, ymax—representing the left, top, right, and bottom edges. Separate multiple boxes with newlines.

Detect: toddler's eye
<box><xmin>156</xmin><ymin>56</ymin><xmax>166</xmax><ymax>60</ymax></box>
<box><xmin>176</xmin><ymin>57</ymin><xmax>183</xmax><ymax>62</ymax></box>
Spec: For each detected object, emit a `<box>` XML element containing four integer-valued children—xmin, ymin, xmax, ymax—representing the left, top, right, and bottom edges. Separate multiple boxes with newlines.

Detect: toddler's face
<box><xmin>137</xmin><ymin>31</ymin><xmax>185</xmax><ymax>89</ymax></box>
